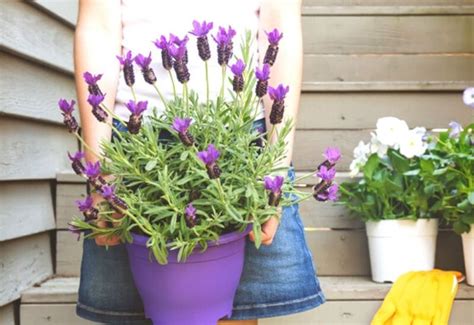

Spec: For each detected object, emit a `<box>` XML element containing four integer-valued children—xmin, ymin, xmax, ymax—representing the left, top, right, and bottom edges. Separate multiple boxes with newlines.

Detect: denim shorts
<box><xmin>76</xmin><ymin>117</ymin><xmax>326</xmax><ymax>324</ymax></box>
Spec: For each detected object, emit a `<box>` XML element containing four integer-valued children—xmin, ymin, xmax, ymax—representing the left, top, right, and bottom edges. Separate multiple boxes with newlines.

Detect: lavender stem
<box><xmin>73</xmin><ymin>131</ymin><xmax>101</xmax><ymax>159</ymax></box>
<box><xmin>151</xmin><ymin>82</ymin><xmax>169</xmax><ymax>111</ymax></box>
<box><xmin>167</xmin><ymin>70</ymin><xmax>177</xmax><ymax>101</ymax></box>
<box><xmin>205</xmin><ymin>60</ymin><xmax>210</xmax><ymax>108</ymax></box>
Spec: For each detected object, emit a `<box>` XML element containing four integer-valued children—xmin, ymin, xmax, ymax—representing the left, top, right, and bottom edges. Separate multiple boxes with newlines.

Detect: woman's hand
<box><xmin>249</xmin><ymin>207</ymin><xmax>282</xmax><ymax>245</ymax></box>
<box><xmin>90</xmin><ymin>191</ymin><xmax>122</xmax><ymax>246</ymax></box>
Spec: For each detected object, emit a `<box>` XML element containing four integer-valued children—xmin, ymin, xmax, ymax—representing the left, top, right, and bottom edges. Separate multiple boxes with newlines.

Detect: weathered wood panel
<box><xmin>0</xmin><ymin>51</ymin><xmax>76</xmax><ymax>124</ymax></box>
<box><xmin>21</xmin><ymin>304</ymin><xmax>95</xmax><ymax>325</ymax></box>
<box><xmin>28</xmin><ymin>0</ymin><xmax>78</xmax><ymax>26</ymax></box>
<box><xmin>298</xmin><ymin>92</ymin><xmax>473</xmax><ymax>130</ymax></box>
<box><xmin>0</xmin><ymin>232</ymin><xmax>53</xmax><ymax>306</ymax></box>
<box><xmin>0</xmin><ymin>1</ymin><xmax>74</xmax><ymax>73</ymax></box>
<box><xmin>0</xmin><ymin>303</ymin><xmax>15</xmax><ymax>325</ymax></box>
<box><xmin>56</xmin><ymin>231</ymin><xmax>83</xmax><ymax>277</ymax></box>
<box><xmin>302</xmin><ymin>80</ymin><xmax>470</xmax><ymax>91</ymax></box>
<box><xmin>304</xmin><ymin>54</ymin><xmax>474</xmax><ymax>83</ymax></box>
<box><xmin>302</xmin><ymin>16</ymin><xmax>474</xmax><ymax>54</ymax></box>
<box><xmin>260</xmin><ymin>300</ymin><xmax>474</xmax><ymax>325</ymax></box>
<box><xmin>0</xmin><ymin>117</ymin><xmax>77</xmax><ymax>180</ymax></box>
<box><xmin>0</xmin><ymin>181</ymin><xmax>55</xmax><ymax>241</ymax></box>
<box><xmin>56</xmin><ymin>184</ymin><xmax>87</xmax><ymax>229</ymax></box>
<box><xmin>303</xmin><ymin>5</ymin><xmax>474</xmax><ymax>15</ymax></box>
<box><xmin>304</xmin><ymin>0</ymin><xmax>474</xmax><ymax>7</ymax></box>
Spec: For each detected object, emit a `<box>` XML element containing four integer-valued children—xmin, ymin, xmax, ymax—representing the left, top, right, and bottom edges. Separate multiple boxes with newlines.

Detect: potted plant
<box><xmin>424</xmin><ymin>113</ymin><xmax>473</xmax><ymax>283</ymax></box>
<box><xmin>338</xmin><ymin>117</ymin><xmax>440</xmax><ymax>283</ymax></box>
<box><xmin>58</xmin><ymin>24</ymin><xmax>340</xmax><ymax>324</ymax></box>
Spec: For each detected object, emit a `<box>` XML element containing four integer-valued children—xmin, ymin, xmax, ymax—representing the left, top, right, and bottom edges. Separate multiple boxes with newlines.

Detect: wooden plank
<box><xmin>302</xmin><ymin>16</ymin><xmax>474</xmax><ymax>54</ymax></box>
<box><xmin>303</xmin><ymin>5</ymin><xmax>474</xmax><ymax>15</ymax></box>
<box><xmin>0</xmin><ymin>303</ymin><xmax>15</xmax><ymax>325</ymax></box>
<box><xmin>260</xmin><ymin>300</ymin><xmax>474</xmax><ymax>325</ymax></box>
<box><xmin>0</xmin><ymin>117</ymin><xmax>78</xmax><ymax>180</ymax></box>
<box><xmin>21</xmin><ymin>304</ymin><xmax>95</xmax><ymax>325</ymax></box>
<box><xmin>22</xmin><ymin>278</ymin><xmax>80</xmax><ymax>304</ymax></box>
<box><xmin>304</xmin><ymin>0</ymin><xmax>474</xmax><ymax>6</ymax></box>
<box><xmin>298</xmin><ymin>92</ymin><xmax>473</xmax><ymax>130</ymax></box>
<box><xmin>303</xmin><ymin>54</ymin><xmax>474</xmax><ymax>83</ymax></box>
<box><xmin>56</xmin><ymin>184</ymin><xmax>87</xmax><ymax>229</ymax></box>
<box><xmin>302</xmin><ymin>81</ymin><xmax>471</xmax><ymax>91</ymax></box>
<box><xmin>56</xmin><ymin>231</ymin><xmax>83</xmax><ymax>277</ymax></box>
<box><xmin>0</xmin><ymin>232</ymin><xmax>53</xmax><ymax>306</ymax></box>
<box><xmin>0</xmin><ymin>1</ymin><xmax>73</xmax><ymax>73</ymax></box>
<box><xmin>56</xmin><ymin>172</ymin><xmax>86</xmax><ymax>184</ymax></box>
<box><xmin>28</xmin><ymin>0</ymin><xmax>78</xmax><ymax>26</ymax></box>
<box><xmin>0</xmin><ymin>51</ymin><xmax>76</xmax><ymax>124</ymax></box>
<box><xmin>0</xmin><ymin>181</ymin><xmax>55</xmax><ymax>241</ymax></box>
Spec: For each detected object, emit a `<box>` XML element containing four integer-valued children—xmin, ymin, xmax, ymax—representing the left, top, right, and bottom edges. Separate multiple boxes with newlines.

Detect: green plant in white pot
<box><xmin>424</xmin><ymin>116</ymin><xmax>474</xmax><ymax>285</ymax></box>
<box><xmin>338</xmin><ymin>117</ymin><xmax>441</xmax><ymax>283</ymax></box>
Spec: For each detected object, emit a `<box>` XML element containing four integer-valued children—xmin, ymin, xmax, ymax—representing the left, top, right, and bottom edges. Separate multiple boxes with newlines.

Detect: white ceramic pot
<box><xmin>462</xmin><ymin>227</ymin><xmax>474</xmax><ymax>286</ymax></box>
<box><xmin>366</xmin><ymin>219</ymin><xmax>439</xmax><ymax>283</ymax></box>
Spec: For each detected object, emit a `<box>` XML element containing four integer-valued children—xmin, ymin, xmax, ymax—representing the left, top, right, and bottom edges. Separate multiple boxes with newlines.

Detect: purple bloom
<box><xmin>116</xmin><ymin>50</ymin><xmax>134</xmax><ymax>65</ymax></box>
<box><xmin>87</xmin><ymin>94</ymin><xmax>105</xmax><ymax>107</ymax></box>
<box><xmin>190</xmin><ymin>20</ymin><xmax>213</xmax><ymax>37</ymax></box>
<box><xmin>75</xmin><ymin>196</ymin><xmax>94</xmax><ymax>212</ymax></box>
<box><xmin>185</xmin><ymin>203</ymin><xmax>197</xmax><ymax>227</ymax></box>
<box><xmin>197</xmin><ymin>144</ymin><xmax>220</xmax><ymax>165</ymax></box>
<box><xmin>324</xmin><ymin>147</ymin><xmax>342</xmax><ymax>164</ymax></box>
<box><xmin>230</xmin><ymin>59</ymin><xmax>246</xmax><ymax>76</ymax></box>
<box><xmin>255</xmin><ymin>64</ymin><xmax>271</xmax><ymax>81</ymax></box>
<box><xmin>154</xmin><ymin>35</ymin><xmax>171</xmax><ymax>50</ymax></box>
<box><xmin>83</xmin><ymin>72</ymin><xmax>102</xmax><ymax>85</ymax></box>
<box><xmin>169</xmin><ymin>43</ymin><xmax>187</xmax><ymax>61</ymax></box>
<box><xmin>153</xmin><ymin>35</ymin><xmax>174</xmax><ymax>70</ymax></box>
<box><xmin>135</xmin><ymin>52</ymin><xmax>153</xmax><ymax>69</ymax></box>
<box><xmin>84</xmin><ymin>161</ymin><xmax>101</xmax><ymax>179</ymax></box>
<box><xmin>317</xmin><ymin>165</ymin><xmax>336</xmax><ymax>182</ymax></box>
<box><xmin>268</xmin><ymin>84</ymin><xmax>290</xmax><ymax>102</ymax></box>
<box><xmin>463</xmin><ymin>87</ymin><xmax>474</xmax><ymax>108</ymax></box>
<box><xmin>266</xmin><ymin>28</ymin><xmax>283</xmax><ymax>46</ymax></box>
<box><xmin>172</xmin><ymin>117</ymin><xmax>192</xmax><ymax>133</ymax></box>
<box><xmin>117</xmin><ymin>51</ymin><xmax>135</xmax><ymax>86</ymax></box>
<box><xmin>58</xmin><ymin>99</ymin><xmax>76</xmax><ymax>114</ymax></box>
<box><xmin>68</xmin><ymin>151</ymin><xmax>85</xmax><ymax>175</ymax></box>
<box><xmin>125</xmin><ymin>100</ymin><xmax>148</xmax><ymax>116</ymax></box>
<box><xmin>100</xmin><ymin>184</ymin><xmax>116</xmax><ymax>200</ymax></box>
<box><xmin>68</xmin><ymin>151</ymin><xmax>85</xmax><ymax>161</ymax></box>
<box><xmin>317</xmin><ymin>183</ymin><xmax>339</xmax><ymax>202</ymax></box>
<box><xmin>171</xmin><ymin>34</ymin><xmax>189</xmax><ymax>46</ymax></box>
<box><xmin>212</xmin><ymin>26</ymin><xmax>236</xmax><ymax>46</ymax></box>
<box><xmin>448</xmin><ymin>121</ymin><xmax>463</xmax><ymax>139</ymax></box>
<box><xmin>264</xmin><ymin>176</ymin><xmax>284</xmax><ymax>194</ymax></box>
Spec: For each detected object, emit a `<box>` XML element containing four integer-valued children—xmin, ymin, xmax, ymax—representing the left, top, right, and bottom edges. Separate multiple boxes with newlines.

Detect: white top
<box><xmin>115</xmin><ymin>0</ymin><xmax>265</xmax><ymax>121</ymax></box>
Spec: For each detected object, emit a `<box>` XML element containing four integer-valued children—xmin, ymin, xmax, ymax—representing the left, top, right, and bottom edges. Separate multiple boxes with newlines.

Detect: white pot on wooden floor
<box><xmin>462</xmin><ymin>227</ymin><xmax>474</xmax><ymax>286</ymax></box>
<box><xmin>366</xmin><ymin>219</ymin><xmax>439</xmax><ymax>283</ymax></box>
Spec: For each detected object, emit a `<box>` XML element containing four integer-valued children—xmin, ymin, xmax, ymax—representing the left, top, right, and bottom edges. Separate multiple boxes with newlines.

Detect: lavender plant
<box><xmin>59</xmin><ymin>23</ymin><xmax>340</xmax><ymax>264</ymax></box>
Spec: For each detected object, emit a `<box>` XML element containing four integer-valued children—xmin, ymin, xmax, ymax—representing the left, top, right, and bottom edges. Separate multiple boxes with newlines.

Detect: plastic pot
<box><xmin>366</xmin><ymin>219</ymin><xmax>438</xmax><ymax>283</ymax></box>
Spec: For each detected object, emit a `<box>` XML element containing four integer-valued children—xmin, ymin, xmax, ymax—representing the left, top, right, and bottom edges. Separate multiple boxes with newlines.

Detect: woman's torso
<box><xmin>115</xmin><ymin>0</ymin><xmax>264</xmax><ymax>121</ymax></box>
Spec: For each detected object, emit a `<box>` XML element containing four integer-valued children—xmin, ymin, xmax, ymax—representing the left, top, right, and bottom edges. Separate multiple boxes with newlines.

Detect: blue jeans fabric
<box><xmin>76</xmin><ymin>118</ymin><xmax>325</xmax><ymax>324</ymax></box>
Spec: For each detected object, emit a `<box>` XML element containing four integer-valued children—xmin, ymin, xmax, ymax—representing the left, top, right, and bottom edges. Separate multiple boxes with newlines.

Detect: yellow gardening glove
<box><xmin>432</xmin><ymin>270</ymin><xmax>461</xmax><ymax>324</ymax></box>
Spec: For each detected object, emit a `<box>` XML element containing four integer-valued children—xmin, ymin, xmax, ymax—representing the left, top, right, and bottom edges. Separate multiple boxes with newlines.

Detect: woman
<box><xmin>74</xmin><ymin>0</ymin><xmax>325</xmax><ymax>324</ymax></box>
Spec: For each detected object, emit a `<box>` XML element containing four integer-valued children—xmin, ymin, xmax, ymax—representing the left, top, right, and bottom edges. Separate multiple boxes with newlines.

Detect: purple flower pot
<box><xmin>126</xmin><ymin>225</ymin><xmax>252</xmax><ymax>325</ymax></box>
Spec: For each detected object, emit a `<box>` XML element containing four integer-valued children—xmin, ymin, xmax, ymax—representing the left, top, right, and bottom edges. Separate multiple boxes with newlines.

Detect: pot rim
<box><xmin>130</xmin><ymin>223</ymin><xmax>253</xmax><ymax>248</ymax></box>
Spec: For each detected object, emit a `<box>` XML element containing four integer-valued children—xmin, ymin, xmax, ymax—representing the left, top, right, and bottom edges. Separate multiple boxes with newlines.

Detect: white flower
<box><xmin>399</xmin><ymin>129</ymin><xmax>428</xmax><ymax>159</ymax></box>
<box><xmin>370</xmin><ymin>132</ymin><xmax>388</xmax><ymax>158</ymax></box>
<box><xmin>463</xmin><ymin>87</ymin><xmax>474</xmax><ymax>108</ymax></box>
<box><xmin>375</xmin><ymin>117</ymin><xmax>409</xmax><ymax>148</ymax></box>
<box><xmin>349</xmin><ymin>159</ymin><xmax>362</xmax><ymax>178</ymax></box>
<box><xmin>349</xmin><ymin>141</ymin><xmax>371</xmax><ymax>177</ymax></box>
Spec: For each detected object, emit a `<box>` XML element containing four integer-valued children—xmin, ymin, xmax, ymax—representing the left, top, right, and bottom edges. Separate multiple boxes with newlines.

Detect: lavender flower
<box><xmin>116</xmin><ymin>50</ymin><xmax>135</xmax><ymax>87</ymax></box>
<box><xmin>317</xmin><ymin>165</ymin><xmax>336</xmax><ymax>182</ymax></box>
<box><xmin>264</xmin><ymin>175</ymin><xmax>284</xmax><ymax>206</ymax></box>
<box><xmin>268</xmin><ymin>84</ymin><xmax>290</xmax><ymax>124</ymax></box>
<box><xmin>171</xmin><ymin>34</ymin><xmax>190</xmax><ymax>64</ymax></box>
<box><xmin>87</xmin><ymin>94</ymin><xmax>108</xmax><ymax>122</ymax></box>
<box><xmin>125</xmin><ymin>100</ymin><xmax>148</xmax><ymax>134</ymax></box>
<box><xmin>83</xmin><ymin>72</ymin><xmax>103</xmax><ymax>96</ymax></box>
<box><xmin>169</xmin><ymin>42</ymin><xmax>191</xmax><ymax>84</ymax></box>
<box><xmin>448</xmin><ymin>121</ymin><xmax>463</xmax><ymax>139</ymax></box>
<box><xmin>172</xmin><ymin>117</ymin><xmax>194</xmax><ymax>146</ymax></box>
<box><xmin>153</xmin><ymin>35</ymin><xmax>173</xmax><ymax>70</ymax></box>
<box><xmin>185</xmin><ymin>203</ymin><xmax>197</xmax><ymax>227</ymax></box>
<box><xmin>316</xmin><ymin>183</ymin><xmax>339</xmax><ymax>202</ymax></box>
<box><xmin>255</xmin><ymin>64</ymin><xmax>270</xmax><ymax>97</ymax></box>
<box><xmin>75</xmin><ymin>196</ymin><xmax>99</xmax><ymax>221</ymax></box>
<box><xmin>68</xmin><ymin>151</ymin><xmax>85</xmax><ymax>175</ymax></box>
<box><xmin>318</xmin><ymin>147</ymin><xmax>342</xmax><ymax>169</ymax></box>
<box><xmin>84</xmin><ymin>161</ymin><xmax>106</xmax><ymax>191</ymax></box>
<box><xmin>264</xmin><ymin>28</ymin><xmax>283</xmax><ymax>66</ymax></box>
<box><xmin>135</xmin><ymin>52</ymin><xmax>157</xmax><ymax>84</ymax></box>
<box><xmin>101</xmin><ymin>184</ymin><xmax>128</xmax><ymax>211</ymax></box>
<box><xmin>58</xmin><ymin>99</ymin><xmax>79</xmax><ymax>133</ymax></box>
<box><xmin>197</xmin><ymin>144</ymin><xmax>221</xmax><ymax>179</ymax></box>
<box><xmin>190</xmin><ymin>20</ymin><xmax>213</xmax><ymax>61</ymax></box>
<box><xmin>463</xmin><ymin>87</ymin><xmax>474</xmax><ymax>108</ymax></box>
<box><xmin>213</xmin><ymin>26</ymin><xmax>236</xmax><ymax>66</ymax></box>
<box><xmin>230</xmin><ymin>59</ymin><xmax>246</xmax><ymax>92</ymax></box>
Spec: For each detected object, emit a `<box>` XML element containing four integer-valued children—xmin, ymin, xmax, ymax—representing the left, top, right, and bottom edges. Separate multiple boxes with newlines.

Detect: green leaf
<box><xmin>180</xmin><ymin>151</ymin><xmax>189</xmax><ymax>161</ymax></box>
<box><xmin>468</xmin><ymin>192</ymin><xmax>474</xmax><ymax>205</ymax></box>
<box><xmin>363</xmin><ymin>154</ymin><xmax>380</xmax><ymax>179</ymax></box>
<box><xmin>145</xmin><ymin>160</ymin><xmax>157</xmax><ymax>171</ymax></box>
<box><xmin>404</xmin><ymin>169</ymin><xmax>420</xmax><ymax>176</ymax></box>
<box><xmin>433</xmin><ymin>168</ymin><xmax>448</xmax><ymax>176</ymax></box>
<box><xmin>388</xmin><ymin>150</ymin><xmax>410</xmax><ymax>173</ymax></box>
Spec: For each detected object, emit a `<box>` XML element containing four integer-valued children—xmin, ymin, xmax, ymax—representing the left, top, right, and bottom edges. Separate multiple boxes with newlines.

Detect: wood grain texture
<box><xmin>303</xmin><ymin>54</ymin><xmax>474</xmax><ymax>83</ymax></box>
<box><xmin>0</xmin><ymin>117</ymin><xmax>77</xmax><ymax>180</ymax></box>
<box><xmin>302</xmin><ymin>16</ymin><xmax>474</xmax><ymax>54</ymax></box>
<box><xmin>303</xmin><ymin>0</ymin><xmax>474</xmax><ymax>7</ymax></box>
<box><xmin>0</xmin><ymin>303</ymin><xmax>15</xmax><ymax>325</ymax></box>
<box><xmin>303</xmin><ymin>5</ymin><xmax>474</xmax><ymax>15</ymax></box>
<box><xmin>28</xmin><ymin>0</ymin><xmax>78</xmax><ymax>26</ymax></box>
<box><xmin>302</xmin><ymin>80</ymin><xmax>471</xmax><ymax>91</ymax></box>
<box><xmin>0</xmin><ymin>181</ymin><xmax>55</xmax><ymax>241</ymax></box>
<box><xmin>56</xmin><ymin>231</ymin><xmax>83</xmax><ymax>277</ymax></box>
<box><xmin>0</xmin><ymin>1</ymin><xmax>73</xmax><ymax>73</ymax></box>
<box><xmin>56</xmin><ymin>184</ymin><xmax>87</xmax><ymax>230</ymax></box>
<box><xmin>21</xmin><ymin>304</ymin><xmax>95</xmax><ymax>325</ymax></box>
<box><xmin>298</xmin><ymin>92</ymin><xmax>473</xmax><ymax>130</ymax></box>
<box><xmin>0</xmin><ymin>232</ymin><xmax>53</xmax><ymax>306</ymax></box>
<box><xmin>0</xmin><ymin>51</ymin><xmax>76</xmax><ymax>124</ymax></box>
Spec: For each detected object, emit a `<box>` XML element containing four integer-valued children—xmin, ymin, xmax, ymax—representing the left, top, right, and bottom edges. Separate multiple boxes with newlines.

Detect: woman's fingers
<box><xmin>248</xmin><ymin>216</ymin><xmax>280</xmax><ymax>246</ymax></box>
